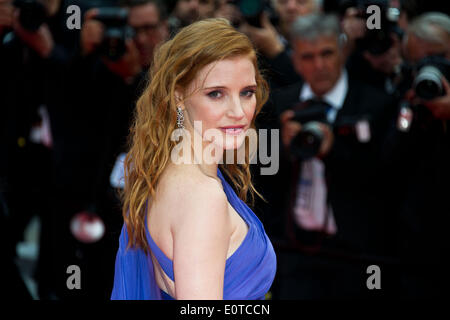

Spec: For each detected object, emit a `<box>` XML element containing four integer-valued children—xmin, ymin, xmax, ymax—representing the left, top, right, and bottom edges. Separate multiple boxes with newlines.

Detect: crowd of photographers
<box><xmin>0</xmin><ymin>0</ymin><xmax>449</xmax><ymax>299</ymax></box>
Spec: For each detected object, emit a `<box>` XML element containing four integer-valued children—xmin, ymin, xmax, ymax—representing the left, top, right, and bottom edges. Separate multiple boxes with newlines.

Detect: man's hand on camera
<box><xmin>102</xmin><ymin>39</ymin><xmax>141</xmax><ymax>84</ymax></box>
<box><xmin>422</xmin><ymin>77</ymin><xmax>450</xmax><ymax>119</ymax></box>
<box><xmin>316</xmin><ymin>122</ymin><xmax>334</xmax><ymax>158</ymax></box>
<box><xmin>280</xmin><ymin>110</ymin><xmax>302</xmax><ymax>149</ymax></box>
<box><xmin>12</xmin><ymin>9</ymin><xmax>53</xmax><ymax>58</ymax></box>
<box><xmin>239</xmin><ymin>12</ymin><xmax>284</xmax><ymax>59</ymax></box>
<box><xmin>281</xmin><ymin>109</ymin><xmax>334</xmax><ymax>157</ymax></box>
<box><xmin>80</xmin><ymin>8</ymin><xmax>103</xmax><ymax>56</ymax></box>
<box><xmin>341</xmin><ymin>7</ymin><xmax>366</xmax><ymax>58</ymax></box>
<box><xmin>81</xmin><ymin>8</ymin><xmax>140</xmax><ymax>83</ymax></box>
<box><xmin>341</xmin><ymin>7</ymin><xmax>366</xmax><ymax>42</ymax></box>
<box><xmin>81</xmin><ymin>9</ymin><xmax>104</xmax><ymax>56</ymax></box>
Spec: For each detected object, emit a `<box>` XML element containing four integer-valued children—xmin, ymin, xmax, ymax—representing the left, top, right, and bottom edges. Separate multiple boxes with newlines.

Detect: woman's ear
<box><xmin>174</xmin><ymin>87</ymin><xmax>184</xmax><ymax>109</ymax></box>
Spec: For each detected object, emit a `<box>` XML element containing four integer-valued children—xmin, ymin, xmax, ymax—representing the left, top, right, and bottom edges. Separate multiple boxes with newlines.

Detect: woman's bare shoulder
<box><xmin>156</xmin><ymin>164</ymin><xmax>229</xmax><ymax>222</ymax></box>
<box><xmin>166</xmin><ymin>167</ymin><xmax>232</xmax><ymax>299</ymax></box>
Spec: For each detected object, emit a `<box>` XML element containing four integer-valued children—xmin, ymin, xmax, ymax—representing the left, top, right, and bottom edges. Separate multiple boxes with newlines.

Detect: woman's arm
<box><xmin>171</xmin><ymin>177</ymin><xmax>231</xmax><ymax>300</ymax></box>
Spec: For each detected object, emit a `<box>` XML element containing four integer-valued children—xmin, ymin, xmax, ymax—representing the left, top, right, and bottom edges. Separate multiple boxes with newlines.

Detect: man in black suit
<box><xmin>268</xmin><ymin>13</ymin><xmax>398</xmax><ymax>299</ymax></box>
<box><xmin>0</xmin><ymin>0</ymin><xmax>80</xmax><ymax>300</ymax></box>
<box><xmin>385</xmin><ymin>12</ymin><xmax>450</xmax><ymax>298</ymax></box>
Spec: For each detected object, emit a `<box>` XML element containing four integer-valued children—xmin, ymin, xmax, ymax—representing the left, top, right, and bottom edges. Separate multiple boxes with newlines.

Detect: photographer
<box><xmin>238</xmin><ymin>0</ymin><xmax>323</xmax><ymax>89</ymax></box>
<box><xmin>79</xmin><ymin>0</ymin><xmax>168</xmax><ymax>79</ymax></box>
<box><xmin>167</xmin><ymin>0</ymin><xmax>201</xmax><ymax>36</ymax></box>
<box><xmin>384</xmin><ymin>12</ymin><xmax>450</xmax><ymax>298</ymax></box>
<box><xmin>272</xmin><ymin>13</ymin><xmax>396</xmax><ymax>299</ymax></box>
<box><xmin>0</xmin><ymin>0</ymin><xmax>79</xmax><ymax>299</ymax></box>
<box><xmin>50</xmin><ymin>0</ymin><xmax>169</xmax><ymax>299</ymax></box>
<box><xmin>338</xmin><ymin>0</ymin><xmax>408</xmax><ymax>98</ymax></box>
<box><xmin>403</xmin><ymin>12</ymin><xmax>450</xmax><ymax>118</ymax></box>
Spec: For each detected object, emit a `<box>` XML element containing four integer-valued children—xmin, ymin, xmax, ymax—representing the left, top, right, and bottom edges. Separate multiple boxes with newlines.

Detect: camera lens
<box><xmin>414</xmin><ymin>65</ymin><xmax>443</xmax><ymax>100</ymax></box>
<box><xmin>95</xmin><ymin>7</ymin><xmax>131</xmax><ymax>61</ymax></box>
<box><xmin>290</xmin><ymin>122</ymin><xmax>324</xmax><ymax>160</ymax></box>
<box><xmin>15</xmin><ymin>0</ymin><xmax>47</xmax><ymax>31</ymax></box>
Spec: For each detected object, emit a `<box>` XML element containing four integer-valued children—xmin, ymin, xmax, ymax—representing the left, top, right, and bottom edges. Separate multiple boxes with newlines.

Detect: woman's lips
<box><xmin>219</xmin><ymin>125</ymin><xmax>246</xmax><ymax>136</ymax></box>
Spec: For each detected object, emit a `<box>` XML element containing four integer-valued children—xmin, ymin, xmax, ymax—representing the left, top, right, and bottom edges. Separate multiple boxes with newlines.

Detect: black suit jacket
<box><xmin>265</xmin><ymin>73</ymin><xmax>398</xmax><ymax>260</ymax></box>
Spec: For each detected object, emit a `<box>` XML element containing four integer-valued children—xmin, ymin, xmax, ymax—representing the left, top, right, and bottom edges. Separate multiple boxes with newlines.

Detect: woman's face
<box><xmin>177</xmin><ymin>55</ymin><xmax>257</xmax><ymax>152</ymax></box>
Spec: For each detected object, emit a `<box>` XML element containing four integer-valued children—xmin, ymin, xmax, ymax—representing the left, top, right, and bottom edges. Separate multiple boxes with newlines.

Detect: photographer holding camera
<box><xmin>0</xmin><ymin>0</ymin><xmax>81</xmax><ymax>299</ymax></box>
<box><xmin>0</xmin><ymin>0</ymin><xmax>54</xmax><ymax>57</ymax></box>
<box><xmin>344</xmin><ymin>0</ymin><xmax>406</xmax><ymax>97</ymax></box>
<box><xmin>238</xmin><ymin>0</ymin><xmax>323</xmax><ymax>89</ymax></box>
<box><xmin>403</xmin><ymin>12</ymin><xmax>450</xmax><ymax>118</ymax></box>
<box><xmin>272</xmin><ymin>13</ymin><xmax>396</xmax><ymax>299</ymax></box>
<box><xmin>382</xmin><ymin>11</ymin><xmax>450</xmax><ymax>298</ymax></box>
<box><xmin>79</xmin><ymin>0</ymin><xmax>168</xmax><ymax>81</ymax></box>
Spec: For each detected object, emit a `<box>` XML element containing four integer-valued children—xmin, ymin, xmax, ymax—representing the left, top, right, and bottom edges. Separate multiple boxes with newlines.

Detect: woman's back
<box><xmin>146</xmin><ymin>163</ymin><xmax>250</xmax><ymax>298</ymax></box>
<box><xmin>111</xmin><ymin>167</ymin><xmax>276</xmax><ymax>300</ymax></box>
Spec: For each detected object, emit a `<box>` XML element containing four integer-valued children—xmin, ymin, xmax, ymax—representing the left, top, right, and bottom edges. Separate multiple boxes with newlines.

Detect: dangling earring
<box><xmin>176</xmin><ymin>106</ymin><xmax>184</xmax><ymax>129</ymax></box>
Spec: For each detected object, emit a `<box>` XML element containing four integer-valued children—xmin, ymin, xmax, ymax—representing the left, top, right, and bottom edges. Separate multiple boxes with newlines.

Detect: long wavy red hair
<box><xmin>122</xmin><ymin>18</ymin><xmax>269</xmax><ymax>253</ymax></box>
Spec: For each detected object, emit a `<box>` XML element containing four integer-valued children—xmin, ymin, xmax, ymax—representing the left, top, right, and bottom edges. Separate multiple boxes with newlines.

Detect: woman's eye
<box><xmin>241</xmin><ymin>89</ymin><xmax>256</xmax><ymax>98</ymax></box>
<box><xmin>207</xmin><ymin>90</ymin><xmax>222</xmax><ymax>99</ymax></box>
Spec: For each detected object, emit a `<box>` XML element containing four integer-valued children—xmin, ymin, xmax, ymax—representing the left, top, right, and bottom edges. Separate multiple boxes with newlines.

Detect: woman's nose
<box><xmin>226</xmin><ymin>96</ymin><xmax>246</xmax><ymax>120</ymax></box>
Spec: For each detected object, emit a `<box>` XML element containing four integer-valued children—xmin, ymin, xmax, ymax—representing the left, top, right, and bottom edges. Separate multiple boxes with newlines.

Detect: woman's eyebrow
<box><xmin>203</xmin><ymin>84</ymin><xmax>257</xmax><ymax>90</ymax></box>
<box><xmin>203</xmin><ymin>86</ymin><xmax>227</xmax><ymax>90</ymax></box>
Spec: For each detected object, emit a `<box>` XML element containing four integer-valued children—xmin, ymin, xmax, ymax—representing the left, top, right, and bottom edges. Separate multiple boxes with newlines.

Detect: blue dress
<box><xmin>111</xmin><ymin>168</ymin><xmax>277</xmax><ymax>300</ymax></box>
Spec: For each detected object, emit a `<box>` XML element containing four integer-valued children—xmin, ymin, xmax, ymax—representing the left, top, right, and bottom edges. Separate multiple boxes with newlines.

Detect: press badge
<box><xmin>110</xmin><ymin>152</ymin><xmax>126</xmax><ymax>189</ymax></box>
<box><xmin>397</xmin><ymin>105</ymin><xmax>413</xmax><ymax>132</ymax></box>
<box><xmin>356</xmin><ymin>119</ymin><xmax>371</xmax><ymax>143</ymax></box>
<box><xmin>70</xmin><ymin>211</ymin><xmax>105</xmax><ymax>243</ymax></box>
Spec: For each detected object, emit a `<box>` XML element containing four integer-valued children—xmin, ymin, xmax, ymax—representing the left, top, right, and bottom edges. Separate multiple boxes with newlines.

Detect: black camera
<box><xmin>290</xmin><ymin>101</ymin><xmax>330</xmax><ymax>160</ymax></box>
<box><xmin>289</xmin><ymin>100</ymin><xmax>371</xmax><ymax>159</ymax></box>
<box><xmin>339</xmin><ymin>0</ymin><xmax>403</xmax><ymax>56</ymax></box>
<box><xmin>93</xmin><ymin>7</ymin><xmax>135</xmax><ymax>61</ymax></box>
<box><xmin>13</xmin><ymin>0</ymin><xmax>47</xmax><ymax>32</ymax></box>
<box><xmin>396</xmin><ymin>55</ymin><xmax>450</xmax><ymax>132</ymax></box>
<box><xmin>413</xmin><ymin>55</ymin><xmax>450</xmax><ymax>101</ymax></box>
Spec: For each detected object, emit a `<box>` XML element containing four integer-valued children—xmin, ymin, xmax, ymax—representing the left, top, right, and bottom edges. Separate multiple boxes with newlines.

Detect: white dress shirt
<box><xmin>293</xmin><ymin>69</ymin><xmax>349</xmax><ymax>235</ymax></box>
<box><xmin>299</xmin><ymin>68</ymin><xmax>349</xmax><ymax>123</ymax></box>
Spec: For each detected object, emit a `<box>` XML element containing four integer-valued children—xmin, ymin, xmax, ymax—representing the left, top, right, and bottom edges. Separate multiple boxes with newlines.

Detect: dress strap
<box><xmin>145</xmin><ymin>202</ymin><xmax>175</xmax><ymax>282</ymax></box>
<box><xmin>160</xmin><ymin>289</ymin><xmax>175</xmax><ymax>300</ymax></box>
